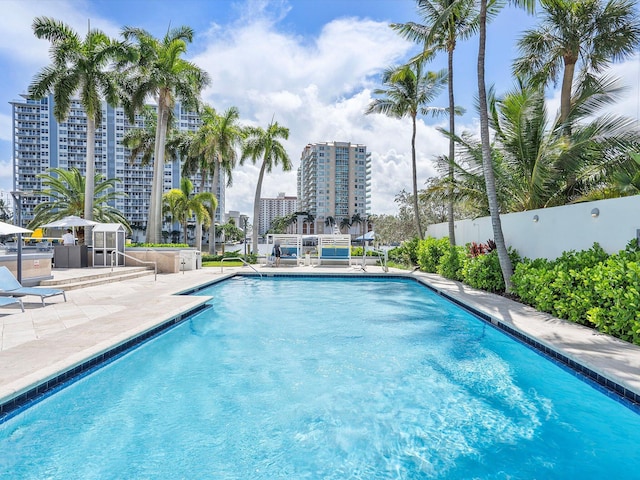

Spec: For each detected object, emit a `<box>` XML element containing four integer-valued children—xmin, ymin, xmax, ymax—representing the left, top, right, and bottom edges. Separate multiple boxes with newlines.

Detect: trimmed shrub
<box><xmin>388</xmin><ymin>237</ymin><xmax>421</xmax><ymax>267</ymax></box>
<box><xmin>462</xmin><ymin>248</ymin><xmax>520</xmax><ymax>293</ymax></box>
<box><xmin>512</xmin><ymin>240</ymin><xmax>640</xmax><ymax>345</ymax></box>
<box><xmin>417</xmin><ymin>237</ymin><xmax>449</xmax><ymax>272</ymax></box>
<box><xmin>437</xmin><ymin>245</ymin><xmax>466</xmax><ymax>281</ymax></box>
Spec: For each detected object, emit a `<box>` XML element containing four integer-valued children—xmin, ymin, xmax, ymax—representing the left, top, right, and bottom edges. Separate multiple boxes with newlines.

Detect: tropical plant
<box><xmin>28</xmin><ymin>168</ymin><xmax>129</xmax><ymax>230</ymax></box>
<box><xmin>0</xmin><ymin>199</ymin><xmax>11</xmax><ymax>222</ymax></box>
<box><xmin>28</xmin><ymin>17</ymin><xmax>133</xmax><ymax>222</ymax></box>
<box><xmin>475</xmin><ymin>0</ymin><xmax>535</xmax><ymax>292</ymax></box>
<box><xmin>162</xmin><ymin>177</ymin><xmax>216</xmax><ymax>250</ymax></box>
<box><xmin>187</xmin><ymin>105</ymin><xmax>245</xmax><ymax>253</ymax></box>
<box><xmin>351</xmin><ymin>213</ymin><xmax>363</xmax><ymax>236</ymax></box>
<box><xmin>241</xmin><ymin>119</ymin><xmax>292</xmax><ymax>254</ymax></box>
<box><xmin>513</xmin><ymin>0</ymin><xmax>640</xmax><ymax>126</ymax></box>
<box><xmin>392</xmin><ymin>0</ymin><xmax>477</xmax><ymax>245</ymax></box>
<box><xmin>324</xmin><ymin>215</ymin><xmax>336</xmax><ymax>233</ymax></box>
<box><xmin>488</xmin><ymin>77</ymin><xmax>640</xmax><ymax>209</ymax></box>
<box><xmin>122</xmin><ymin>105</ymin><xmax>192</xmax><ymax>167</ymax></box>
<box><xmin>303</xmin><ymin>212</ymin><xmax>315</xmax><ymax>234</ymax></box>
<box><xmin>339</xmin><ymin>217</ymin><xmax>352</xmax><ymax>233</ymax></box>
<box><xmin>121</xmin><ymin>25</ymin><xmax>210</xmax><ymax>244</ymax></box>
<box><xmin>366</xmin><ymin>60</ymin><xmax>449</xmax><ymax>239</ymax></box>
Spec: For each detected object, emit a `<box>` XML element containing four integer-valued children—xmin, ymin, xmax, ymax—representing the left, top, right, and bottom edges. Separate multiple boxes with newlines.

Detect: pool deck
<box><xmin>1</xmin><ymin>264</ymin><xmax>640</xmax><ymax>409</ymax></box>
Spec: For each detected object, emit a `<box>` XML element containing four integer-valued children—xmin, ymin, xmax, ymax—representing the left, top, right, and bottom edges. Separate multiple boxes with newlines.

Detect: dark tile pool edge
<box><xmin>0</xmin><ymin>302</ymin><xmax>211</xmax><ymax>423</ymax></box>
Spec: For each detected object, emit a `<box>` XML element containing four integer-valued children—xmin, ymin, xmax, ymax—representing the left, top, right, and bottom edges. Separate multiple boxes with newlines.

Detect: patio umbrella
<box><xmin>0</xmin><ymin>221</ymin><xmax>32</xmax><ymax>236</ymax></box>
<box><xmin>355</xmin><ymin>231</ymin><xmax>376</xmax><ymax>241</ymax></box>
<box><xmin>40</xmin><ymin>216</ymin><xmax>101</xmax><ymax>246</ymax></box>
<box><xmin>39</xmin><ymin>216</ymin><xmax>100</xmax><ymax>228</ymax></box>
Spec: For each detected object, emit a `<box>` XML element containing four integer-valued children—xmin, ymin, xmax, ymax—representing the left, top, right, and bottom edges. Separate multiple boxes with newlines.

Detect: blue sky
<box><xmin>1</xmin><ymin>0</ymin><xmax>638</xmax><ymax>218</ymax></box>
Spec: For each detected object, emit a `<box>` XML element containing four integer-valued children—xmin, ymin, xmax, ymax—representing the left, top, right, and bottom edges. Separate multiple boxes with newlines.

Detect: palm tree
<box><xmin>121</xmin><ymin>25</ymin><xmax>209</xmax><ymax>244</ymax></box>
<box><xmin>29</xmin><ymin>168</ymin><xmax>129</xmax><ymax>230</ymax></box>
<box><xmin>122</xmin><ymin>106</ymin><xmax>191</xmax><ymax>167</ymax></box>
<box><xmin>475</xmin><ymin>0</ymin><xmax>535</xmax><ymax>292</ymax></box>
<box><xmin>241</xmin><ymin>119</ymin><xmax>292</xmax><ymax>254</ymax></box>
<box><xmin>350</xmin><ymin>213</ymin><xmax>363</xmax><ymax>237</ymax></box>
<box><xmin>366</xmin><ymin>60</ymin><xmax>449</xmax><ymax>239</ymax></box>
<box><xmin>324</xmin><ymin>215</ymin><xmax>336</xmax><ymax>233</ymax></box>
<box><xmin>303</xmin><ymin>212</ymin><xmax>315</xmax><ymax>234</ymax></box>
<box><xmin>0</xmin><ymin>199</ymin><xmax>11</xmax><ymax>223</ymax></box>
<box><xmin>28</xmin><ymin>17</ymin><xmax>132</xmax><ymax>223</ymax></box>
<box><xmin>392</xmin><ymin>0</ymin><xmax>477</xmax><ymax>246</ymax></box>
<box><xmin>488</xmin><ymin>77</ymin><xmax>639</xmax><ymax>210</ymax></box>
<box><xmin>339</xmin><ymin>217</ymin><xmax>352</xmax><ymax>233</ymax></box>
<box><xmin>188</xmin><ymin>105</ymin><xmax>245</xmax><ymax>253</ymax></box>
<box><xmin>513</xmin><ymin>0</ymin><xmax>640</xmax><ymax>126</ymax></box>
<box><xmin>162</xmin><ymin>177</ymin><xmax>216</xmax><ymax>249</ymax></box>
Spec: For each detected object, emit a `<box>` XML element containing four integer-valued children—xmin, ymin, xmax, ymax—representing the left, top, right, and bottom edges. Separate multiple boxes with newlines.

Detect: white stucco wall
<box><xmin>426</xmin><ymin>195</ymin><xmax>640</xmax><ymax>260</ymax></box>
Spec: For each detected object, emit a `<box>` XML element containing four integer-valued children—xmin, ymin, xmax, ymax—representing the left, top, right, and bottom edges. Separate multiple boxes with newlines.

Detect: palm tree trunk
<box><xmin>560</xmin><ymin>58</ymin><xmax>576</xmax><ymax>127</ymax></box>
<box><xmin>147</xmin><ymin>90</ymin><xmax>170</xmax><ymax>244</ymax></box>
<box><xmin>252</xmin><ymin>160</ymin><xmax>268</xmax><ymax>255</ymax></box>
<box><xmin>477</xmin><ymin>0</ymin><xmax>513</xmax><ymax>292</ymax></box>
<box><xmin>411</xmin><ymin>114</ymin><xmax>423</xmax><ymax>239</ymax></box>
<box><xmin>84</xmin><ymin>116</ymin><xmax>96</xmax><ymax>246</ymax></box>
<box><xmin>208</xmin><ymin>166</ymin><xmax>220</xmax><ymax>254</ymax></box>
<box><xmin>447</xmin><ymin>46</ymin><xmax>456</xmax><ymax>246</ymax></box>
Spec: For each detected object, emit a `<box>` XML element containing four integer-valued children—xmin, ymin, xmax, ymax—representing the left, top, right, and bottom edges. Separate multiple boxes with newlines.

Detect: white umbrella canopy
<box><xmin>0</xmin><ymin>221</ymin><xmax>32</xmax><ymax>235</ymax></box>
<box><xmin>39</xmin><ymin>216</ymin><xmax>100</xmax><ymax>228</ymax></box>
<box><xmin>355</xmin><ymin>231</ymin><xmax>376</xmax><ymax>241</ymax></box>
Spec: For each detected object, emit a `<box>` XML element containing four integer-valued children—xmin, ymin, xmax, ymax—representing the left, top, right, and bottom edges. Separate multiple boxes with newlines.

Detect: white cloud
<box><xmin>0</xmin><ymin>0</ymin><xmax>121</xmax><ymax>67</ymax></box>
<box><xmin>192</xmin><ymin>12</ymin><xmax>454</xmax><ymax>218</ymax></box>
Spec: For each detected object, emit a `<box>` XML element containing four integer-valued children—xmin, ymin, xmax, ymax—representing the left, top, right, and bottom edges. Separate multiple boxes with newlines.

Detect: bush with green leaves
<box><xmin>387</xmin><ymin>237</ymin><xmax>420</xmax><ymax>267</ymax></box>
<box><xmin>462</xmin><ymin>248</ymin><xmax>521</xmax><ymax>293</ymax></box>
<box><xmin>437</xmin><ymin>245</ymin><xmax>466</xmax><ymax>281</ymax></box>
<box><xmin>201</xmin><ymin>251</ymin><xmax>258</xmax><ymax>264</ymax></box>
<box><xmin>512</xmin><ymin>240</ymin><xmax>640</xmax><ymax>345</ymax></box>
<box><xmin>417</xmin><ymin>237</ymin><xmax>449</xmax><ymax>272</ymax></box>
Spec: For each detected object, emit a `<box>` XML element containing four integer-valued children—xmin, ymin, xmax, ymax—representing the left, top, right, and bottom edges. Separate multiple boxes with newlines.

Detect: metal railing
<box><xmin>110</xmin><ymin>250</ymin><xmax>157</xmax><ymax>281</ymax></box>
<box><xmin>220</xmin><ymin>257</ymin><xmax>262</xmax><ymax>277</ymax></box>
<box><xmin>355</xmin><ymin>248</ymin><xmax>389</xmax><ymax>273</ymax></box>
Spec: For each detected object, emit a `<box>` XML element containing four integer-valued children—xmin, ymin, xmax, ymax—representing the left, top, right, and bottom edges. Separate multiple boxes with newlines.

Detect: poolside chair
<box><xmin>0</xmin><ymin>266</ymin><xmax>66</xmax><ymax>307</ymax></box>
<box><xmin>0</xmin><ymin>296</ymin><xmax>24</xmax><ymax>312</ymax></box>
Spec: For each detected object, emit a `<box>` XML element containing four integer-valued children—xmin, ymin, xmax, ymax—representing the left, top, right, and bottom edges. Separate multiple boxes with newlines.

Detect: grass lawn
<box><xmin>202</xmin><ymin>261</ymin><xmax>247</xmax><ymax>267</ymax></box>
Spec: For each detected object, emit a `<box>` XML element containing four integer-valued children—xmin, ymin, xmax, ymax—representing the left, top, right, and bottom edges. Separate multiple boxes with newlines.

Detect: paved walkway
<box><xmin>1</xmin><ymin>265</ymin><xmax>639</xmax><ymax>408</ymax></box>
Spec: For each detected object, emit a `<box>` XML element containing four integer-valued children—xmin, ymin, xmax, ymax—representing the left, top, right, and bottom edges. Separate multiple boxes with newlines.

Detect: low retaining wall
<box><xmin>124</xmin><ymin>248</ymin><xmax>200</xmax><ymax>273</ymax></box>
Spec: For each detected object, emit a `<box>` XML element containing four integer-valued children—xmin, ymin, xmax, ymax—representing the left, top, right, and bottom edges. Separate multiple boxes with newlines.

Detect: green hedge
<box><xmin>512</xmin><ymin>241</ymin><xmax>640</xmax><ymax>345</ymax></box>
<box><xmin>417</xmin><ymin>237</ymin><xmax>449</xmax><ymax>272</ymax></box>
<box><xmin>462</xmin><ymin>249</ymin><xmax>520</xmax><ymax>293</ymax></box>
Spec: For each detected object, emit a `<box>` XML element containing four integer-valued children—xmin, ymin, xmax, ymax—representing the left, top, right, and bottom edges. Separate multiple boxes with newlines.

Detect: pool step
<box><xmin>39</xmin><ymin>267</ymin><xmax>155</xmax><ymax>291</ymax></box>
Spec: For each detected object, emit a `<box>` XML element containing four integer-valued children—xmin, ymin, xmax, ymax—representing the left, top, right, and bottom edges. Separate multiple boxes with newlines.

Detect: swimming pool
<box><xmin>1</xmin><ymin>276</ymin><xmax>639</xmax><ymax>478</ymax></box>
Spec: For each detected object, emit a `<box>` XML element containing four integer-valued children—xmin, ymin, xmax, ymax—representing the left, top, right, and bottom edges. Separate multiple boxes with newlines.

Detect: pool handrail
<box><xmin>221</xmin><ymin>257</ymin><xmax>263</xmax><ymax>277</ymax></box>
<box><xmin>356</xmin><ymin>248</ymin><xmax>389</xmax><ymax>272</ymax></box>
<box><xmin>110</xmin><ymin>250</ymin><xmax>157</xmax><ymax>281</ymax></box>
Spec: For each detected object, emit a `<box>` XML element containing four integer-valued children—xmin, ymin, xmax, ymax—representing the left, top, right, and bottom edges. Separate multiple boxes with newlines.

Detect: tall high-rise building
<box><xmin>258</xmin><ymin>192</ymin><xmax>297</xmax><ymax>235</ymax></box>
<box><xmin>11</xmin><ymin>94</ymin><xmax>225</xmax><ymax>241</ymax></box>
<box><xmin>297</xmin><ymin>141</ymin><xmax>371</xmax><ymax>234</ymax></box>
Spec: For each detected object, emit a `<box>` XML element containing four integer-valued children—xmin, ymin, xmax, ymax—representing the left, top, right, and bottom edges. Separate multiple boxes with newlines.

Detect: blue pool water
<box><xmin>1</xmin><ymin>276</ymin><xmax>640</xmax><ymax>479</ymax></box>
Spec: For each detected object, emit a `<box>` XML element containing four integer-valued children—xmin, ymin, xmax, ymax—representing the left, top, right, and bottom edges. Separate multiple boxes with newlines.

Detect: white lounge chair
<box><xmin>0</xmin><ymin>266</ymin><xmax>66</xmax><ymax>307</ymax></box>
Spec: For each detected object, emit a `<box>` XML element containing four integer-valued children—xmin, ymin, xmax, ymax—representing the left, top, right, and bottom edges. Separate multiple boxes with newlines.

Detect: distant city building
<box><xmin>297</xmin><ymin>141</ymin><xmax>371</xmax><ymax>235</ymax></box>
<box><xmin>258</xmin><ymin>192</ymin><xmax>298</xmax><ymax>235</ymax></box>
<box><xmin>10</xmin><ymin>94</ymin><xmax>225</xmax><ymax>242</ymax></box>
